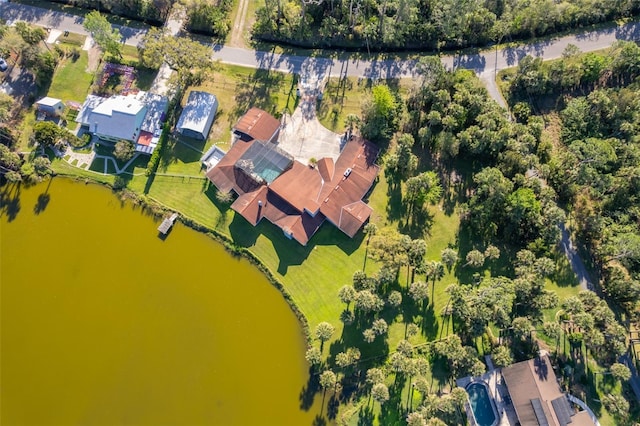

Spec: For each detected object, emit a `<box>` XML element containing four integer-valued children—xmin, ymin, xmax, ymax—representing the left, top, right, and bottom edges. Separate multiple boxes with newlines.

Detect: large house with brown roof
<box><xmin>206</xmin><ymin>108</ymin><xmax>379</xmax><ymax>245</ymax></box>
<box><xmin>501</xmin><ymin>355</ymin><xmax>596</xmax><ymax>426</ymax></box>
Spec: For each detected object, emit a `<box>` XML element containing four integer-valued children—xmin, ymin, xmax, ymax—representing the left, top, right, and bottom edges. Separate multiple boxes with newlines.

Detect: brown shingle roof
<box><xmin>319</xmin><ymin>138</ymin><xmax>379</xmax><ymax>232</ymax></box>
<box><xmin>261</xmin><ymin>191</ymin><xmax>325</xmax><ymax>245</ymax></box>
<box><xmin>317</xmin><ymin>157</ymin><xmax>335</xmax><ymax>182</ymax></box>
<box><xmin>502</xmin><ymin>355</ymin><xmax>595</xmax><ymax>426</ymax></box>
<box><xmin>268</xmin><ymin>161</ymin><xmax>325</xmax><ymax>213</ymax></box>
<box><xmin>232</xmin><ymin>186</ymin><xmax>268</xmax><ymax>225</ymax></box>
<box><xmin>233</xmin><ymin>107</ymin><xmax>281</xmax><ymax>142</ymax></box>
<box><xmin>338</xmin><ymin>201</ymin><xmax>374</xmax><ymax>237</ymax></box>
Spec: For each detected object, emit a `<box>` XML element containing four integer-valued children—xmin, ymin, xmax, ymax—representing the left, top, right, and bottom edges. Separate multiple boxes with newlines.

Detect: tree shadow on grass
<box><xmin>378</xmin><ymin>382</ymin><xmax>404</xmax><ymax>425</ymax></box>
<box><xmin>166</xmin><ymin>135</ymin><xmax>206</xmax><ymax>166</ymax></box>
<box><xmin>553</xmin><ymin>255</ymin><xmax>581</xmax><ymax>288</ymax></box>
<box><xmin>357</xmin><ymin>403</ymin><xmax>375</xmax><ymax>426</ymax></box>
<box><xmin>400</xmin><ymin>292</ymin><xmax>439</xmax><ymax>341</ymax></box>
<box><xmin>203</xmin><ymin>181</ymin><xmax>233</xmax><ymax>229</ymax></box>
<box><xmin>329</xmin><ymin>312</ymin><xmax>391</xmax><ymax>367</ymax></box>
<box><xmin>0</xmin><ymin>182</ymin><xmax>22</xmax><ymax>222</ymax></box>
<box><xmin>327</xmin><ymin>394</ymin><xmax>340</xmax><ymax>420</ymax></box>
<box><xmin>229</xmin><ymin>214</ymin><xmax>365</xmax><ymax>274</ymax></box>
<box><xmin>453</xmin><ymin>223</ymin><xmax>478</xmax><ymax>285</ymax></box>
<box><xmin>312</xmin><ymin>414</ymin><xmax>327</xmax><ymax>426</ymax></box>
<box><xmin>143</xmin><ymin>172</ymin><xmax>155</xmax><ymax>195</ymax></box>
<box><xmin>232</xmin><ymin>68</ymin><xmax>287</xmax><ymax>120</ymax></box>
<box><xmin>428</xmin><ymin>357</ymin><xmax>452</xmax><ymax>394</ymax></box>
<box><xmin>385</xmin><ymin>176</ymin><xmax>404</xmax><ymax>223</ymax></box>
<box><xmin>399</xmin><ymin>204</ymin><xmax>435</xmax><ymax>239</ymax></box>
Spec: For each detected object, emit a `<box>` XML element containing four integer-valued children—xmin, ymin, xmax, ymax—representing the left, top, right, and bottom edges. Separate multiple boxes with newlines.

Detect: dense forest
<box><xmin>254</xmin><ymin>0</ymin><xmax>640</xmax><ymax>51</ymax></box>
<box><xmin>505</xmin><ymin>40</ymin><xmax>640</xmax><ymax>325</ymax></box>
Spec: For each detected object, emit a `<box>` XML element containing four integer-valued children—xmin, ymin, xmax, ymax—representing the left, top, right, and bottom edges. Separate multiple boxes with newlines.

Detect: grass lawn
<box><xmin>16</xmin><ymin>108</ymin><xmax>36</xmax><ymax>152</ymax></box>
<box><xmin>47</xmin><ymin>50</ymin><xmax>93</xmax><ymax>103</ymax></box>
<box><xmin>58</xmin><ymin>32</ymin><xmax>86</xmax><ymax>46</ymax></box>
<box><xmin>158</xmin><ymin>136</ymin><xmax>207</xmax><ymax>176</ymax></box>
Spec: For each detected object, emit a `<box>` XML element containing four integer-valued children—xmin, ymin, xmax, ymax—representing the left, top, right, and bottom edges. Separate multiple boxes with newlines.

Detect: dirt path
<box><xmin>86</xmin><ymin>45</ymin><xmax>102</xmax><ymax>73</ymax></box>
<box><xmin>559</xmin><ymin>222</ymin><xmax>593</xmax><ymax>291</ymax></box>
<box><xmin>229</xmin><ymin>0</ymin><xmax>250</xmax><ymax>48</ymax></box>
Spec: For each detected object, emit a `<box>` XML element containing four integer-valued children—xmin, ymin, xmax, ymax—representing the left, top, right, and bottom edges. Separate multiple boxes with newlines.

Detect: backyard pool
<box><xmin>466</xmin><ymin>381</ymin><xmax>498</xmax><ymax>426</ymax></box>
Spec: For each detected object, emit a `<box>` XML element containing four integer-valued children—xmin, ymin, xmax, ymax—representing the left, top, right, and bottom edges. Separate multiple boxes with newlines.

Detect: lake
<box><xmin>0</xmin><ymin>178</ymin><xmax>323</xmax><ymax>425</ymax></box>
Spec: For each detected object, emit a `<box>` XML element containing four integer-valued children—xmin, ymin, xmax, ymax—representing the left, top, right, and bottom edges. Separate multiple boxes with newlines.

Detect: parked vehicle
<box><xmin>0</xmin><ymin>58</ymin><xmax>8</xmax><ymax>72</ymax></box>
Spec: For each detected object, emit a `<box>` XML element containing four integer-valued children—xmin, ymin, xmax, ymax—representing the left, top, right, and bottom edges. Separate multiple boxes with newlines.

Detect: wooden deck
<box><xmin>158</xmin><ymin>212</ymin><xmax>178</xmax><ymax>235</ymax></box>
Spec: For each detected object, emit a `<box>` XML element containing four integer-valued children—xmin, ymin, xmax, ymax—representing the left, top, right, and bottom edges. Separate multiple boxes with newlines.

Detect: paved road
<box><xmin>0</xmin><ymin>2</ymin><xmax>147</xmax><ymax>46</ymax></box>
<box><xmin>207</xmin><ymin>22</ymin><xmax>640</xmax><ymax>108</ymax></box>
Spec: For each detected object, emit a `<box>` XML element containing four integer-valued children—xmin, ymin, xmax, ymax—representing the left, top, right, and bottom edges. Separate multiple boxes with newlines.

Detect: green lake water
<box><xmin>1</xmin><ymin>178</ymin><xmax>322</xmax><ymax>425</ymax></box>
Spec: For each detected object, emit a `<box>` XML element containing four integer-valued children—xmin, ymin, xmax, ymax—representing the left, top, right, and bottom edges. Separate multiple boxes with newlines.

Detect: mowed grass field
<box><xmin>47</xmin><ymin>48</ymin><xmax>94</xmax><ymax>103</ymax></box>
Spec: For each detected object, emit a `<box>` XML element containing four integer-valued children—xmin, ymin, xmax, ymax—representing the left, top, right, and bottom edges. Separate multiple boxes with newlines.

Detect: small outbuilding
<box><xmin>176</xmin><ymin>91</ymin><xmax>218</xmax><ymax>141</ymax></box>
<box><xmin>35</xmin><ymin>97</ymin><xmax>64</xmax><ymax>117</ymax></box>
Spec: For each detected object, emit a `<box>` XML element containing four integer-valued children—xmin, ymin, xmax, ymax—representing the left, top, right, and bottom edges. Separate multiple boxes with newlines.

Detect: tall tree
<box><xmin>315</xmin><ymin>322</ymin><xmax>335</xmax><ymax>351</ymax></box>
<box><xmin>404</xmin><ymin>171</ymin><xmax>443</xmax><ymax>223</ymax></box>
<box><xmin>361</xmin><ymin>84</ymin><xmax>399</xmax><ymax>141</ymax></box>
<box><xmin>305</xmin><ymin>346</ymin><xmax>322</xmax><ymax>369</ymax></box>
<box><xmin>139</xmin><ymin>27</ymin><xmax>217</xmax><ymax>90</ymax></box>
<box><xmin>338</xmin><ymin>285</ymin><xmax>356</xmax><ymax>309</ymax></box>
<box><xmin>371</xmin><ymin>382</ymin><xmax>390</xmax><ymax>406</ymax></box>
<box><xmin>83</xmin><ymin>11</ymin><xmax>122</xmax><ymax>58</ymax></box>
<box><xmin>441</xmin><ymin>248</ymin><xmax>458</xmax><ymax>271</ymax></box>
<box><xmin>113</xmin><ymin>140</ymin><xmax>136</xmax><ymax>162</ymax></box>
<box><xmin>465</xmin><ymin>250</ymin><xmax>485</xmax><ymax>268</ymax></box>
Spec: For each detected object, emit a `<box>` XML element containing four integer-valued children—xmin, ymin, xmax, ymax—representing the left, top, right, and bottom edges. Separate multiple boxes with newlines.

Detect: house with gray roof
<box><xmin>176</xmin><ymin>91</ymin><xmax>218</xmax><ymax>140</ymax></box>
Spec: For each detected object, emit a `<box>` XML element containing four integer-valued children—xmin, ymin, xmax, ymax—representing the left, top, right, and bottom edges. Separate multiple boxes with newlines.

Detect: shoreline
<box><xmin>50</xmin><ymin>172</ymin><xmax>313</xmax><ymax>345</ymax></box>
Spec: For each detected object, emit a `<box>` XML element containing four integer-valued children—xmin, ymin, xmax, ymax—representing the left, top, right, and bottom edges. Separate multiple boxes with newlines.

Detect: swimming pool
<box><xmin>466</xmin><ymin>381</ymin><xmax>498</xmax><ymax>426</ymax></box>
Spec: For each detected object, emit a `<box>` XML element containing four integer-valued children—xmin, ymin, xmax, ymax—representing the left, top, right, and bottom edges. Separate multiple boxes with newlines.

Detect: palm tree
<box><xmin>426</xmin><ymin>261</ymin><xmax>445</xmax><ymax>301</ymax></box>
<box><xmin>363</xmin><ymin>222</ymin><xmax>378</xmax><ymax>270</ymax></box>
<box><xmin>315</xmin><ymin>322</ymin><xmax>335</xmax><ymax>352</ymax></box>
<box><xmin>319</xmin><ymin>369</ymin><xmax>337</xmax><ymax>414</ymax></box>
<box><xmin>371</xmin><ymin>382</ymin><xmax>389</xmax><ymax>408</ymax></box>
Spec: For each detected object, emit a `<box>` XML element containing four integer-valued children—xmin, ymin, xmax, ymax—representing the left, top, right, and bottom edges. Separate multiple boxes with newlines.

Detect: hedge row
<box><xmin>145</xmin><ymin>123</ymin><xmax>169</xmax><ymax>177</ymax></box>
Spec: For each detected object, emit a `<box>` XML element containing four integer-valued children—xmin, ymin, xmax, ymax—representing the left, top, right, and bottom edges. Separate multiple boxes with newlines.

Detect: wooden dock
<box><xmin>158</xmin><ymin>212</ymin><xmax>178</xmax><ymax>235</ymax></box>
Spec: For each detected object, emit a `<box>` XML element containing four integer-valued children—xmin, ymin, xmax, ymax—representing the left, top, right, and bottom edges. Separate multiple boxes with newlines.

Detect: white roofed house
<box><xmin>35</xmin><ymin>97</ymin><xmax>65</xmax><ymax>117</ymax></box>
<box><xmin>175</xmin><ymin>91</ymin><xmax>218</xmax><ymax>141</ymax></box>
<box><xmin>76</xmin><ymin>91</ymin><xmax>168</xmax><ymax>154</ymax></box>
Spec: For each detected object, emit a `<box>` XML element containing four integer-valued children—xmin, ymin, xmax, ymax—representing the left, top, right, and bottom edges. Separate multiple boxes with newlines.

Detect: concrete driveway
<box><xmin>276</xmin><ymin>75</ymin><xmax>343</xmax><ymax>164</ymax></box>
<box><xmin>278</xmin><ymin>104</ymin><xmax>343</xmax><ymax>165</ymax></box>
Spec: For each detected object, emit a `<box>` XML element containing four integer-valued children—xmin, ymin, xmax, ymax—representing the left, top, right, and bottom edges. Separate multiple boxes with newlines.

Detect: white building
<box><xmin>76</xmin><ymin>91</ymin><xmax>168</xmax><ymax>154</ymax></box>
<box><xmin>35</xmin><ymin>97</ymin><xmax>64</xmax><ymax>117</ymax></box>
